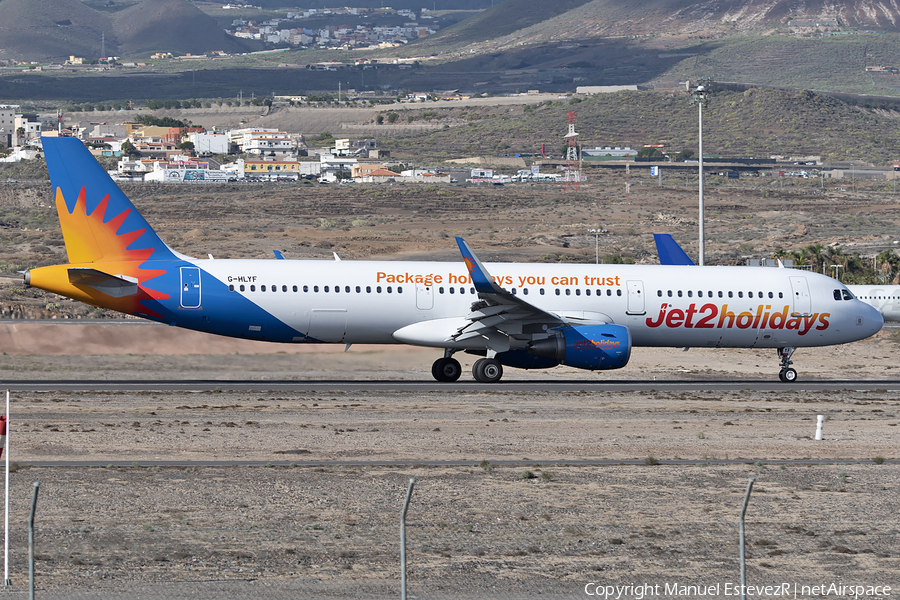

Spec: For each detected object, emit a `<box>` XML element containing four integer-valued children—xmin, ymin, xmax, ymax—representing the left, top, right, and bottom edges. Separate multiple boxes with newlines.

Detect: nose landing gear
<box><xmin>778</xmin><ymin>347</ymin><xmax>797</xmax><ymax>383</ymax></box>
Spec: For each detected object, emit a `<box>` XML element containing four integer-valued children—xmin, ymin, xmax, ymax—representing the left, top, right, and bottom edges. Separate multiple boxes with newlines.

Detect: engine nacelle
<box><xmin>528</xmin><ymin>324</ymin><xmax>631</xmax><ymax>371</ymax></box>
<box><xmin>494</xmin><ymin>349</ymin><xmax>559</xmax><ymax>370</ymax></box>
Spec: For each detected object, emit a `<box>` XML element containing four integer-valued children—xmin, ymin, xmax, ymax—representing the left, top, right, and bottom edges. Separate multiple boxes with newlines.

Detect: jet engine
<box><xmin>528</xmin><ymin>325</ymin><xmax>631</xmax><ymax>371</ymax></box>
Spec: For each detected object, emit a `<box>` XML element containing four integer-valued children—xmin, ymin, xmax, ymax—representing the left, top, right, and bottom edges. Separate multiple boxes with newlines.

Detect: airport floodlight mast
<box><xmin>564</xmin><ymin>111</ymin><xmax>582</xmax><ymax>192</ymax></box>
<box><xmin>689</xmin><ymin>78</ymin><xmax>711</xmax><ymax>266</ymax></box>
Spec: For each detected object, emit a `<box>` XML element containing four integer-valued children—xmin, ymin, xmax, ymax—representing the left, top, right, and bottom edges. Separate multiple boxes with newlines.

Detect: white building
<box><xmin>0</xmin><ymin>105</ymin><xmax>19</xmax><ymax>147</ymax></box>
<box><xmin>189</xmin><ymin>132</ymin><xmax>229</xmax><ymax>155</ymax></box>
<box><xmin>230</xmin><ymin>128</ymin><xmax>293</xmax><ymax>156</ymax></box>
<box><xmin>334</xmin><ymin>138</ymin><xmax>376</xmax><ymax>156</ymax></box>
<box><xmin>144</xmin><ymin>159</ymin><xmax>230</xmax><ymax>183</ymax></box>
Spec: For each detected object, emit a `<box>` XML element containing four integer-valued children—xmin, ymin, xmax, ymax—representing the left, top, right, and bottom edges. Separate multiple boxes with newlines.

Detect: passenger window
<box><xmin>313</xmin><ymin>286</ymin><xmax>319</xmax><ymax>292</ymax></box>
<box><xmin>586</xmin><ymin>289</ymin><xmax>591</xmax><ymax>296</ymax></box>
<box><xmin>282</xmin><ymin>285</ymin><xmax>288</xmax><ymax>292</ymax></box>
<box><xmin>708</xmin><ymin>291</ymin><xmax>713</xmax><ymax>297</ymax></box>
<box><xmin>449</xmin><ymin>287</ymin><xmax>455</xmax><ymax>294</ymax></box>
<box><xmin>728</xmin><ymin>291</ymin><xmax>733</xmax><ymax>298</ymax></box>
<box><xmin>250</xmin><ymin>285</ymin><xmax>256</xmax><ymax>292</ymax></box>
<box><xmin>607</xmin><ymin>289</ymin><xmax>612</xmax><ymax>296</ymax></box>
<box><xmin>617</xmin><ymin>289</ymin><xmax>622</xmax><ymax>296</ymax></box>
<box><xmin>439</xmin><ymin>287</ymin><xmax>444</xmax><ymax>294</ymax></box>
<box><xmin>303</xmin><ymin>285</ymin><xmax>308</xmax><ymax>292</ymax></box>
<box><xmin>768</xmin><ymin>292</ymin><xmax>773</xmax><ymax>299</ymax></box>
<box><xmin>293</xmin><ymin>285</ymin><xmax>298</xmax><ymax>292</ymax></box>
<box><xmin>667</xmin><ymin>290</ymin><xmax>673</xmax><ymax>297</ymax></box>
<box><xmin>718</xmin><ymin>291</ymin><xmax>723</xmax><ymax>298</ymax></box>
<box><xmin>748</xmin><ymin>292</ymin><xmax>753</xmax><ymax>298</ymax></box>
<box><xmin>677</xmin><ymin>291</ymin><xmax>683</xmax><ymax>297</ymax></box>
<box><xmin>376</xmin><ymin>286</ymin><xmax>382</xmax><ymax>293</ymax></box>
<box><xmin>460</xmin><ymin>287</ymin><xmax>465</xmax><ymax>294</ymax></box>
<box><xmin>387</xmin><ymin>286</ymin><xmax>392</xmax><ymax>293</ymax></box>
<box><xmin>540</xmin><ymin>288</ymin><xmax>545</xmax><ymax>295</ymax></box>
<box><xmin>397</xmin><ymin>287</ymin><xmax>403</xmax><ymax>294</ymax></box>
<box><xmin>575</xmin><ymin>289</ymin><xmax>580</xmax><ymax>296</ymax></box>
<box><xmin>511</xmin><ymin>288</ymin><xmax>517</xmax><ymax>295</ymax></box>
<box><xmin>324</xmin><ymin>286</ymin><xmax>329</xmax><ymax>292</ymax></box>
<box><xmin>687</xmin><ymin>291</ymin><xmax>693</xmax><ymax>298</ymax></box>
<box><xmin>240</xmin><ymin>284</ymin><xmax>245</xmax><ymax>292</ymax></box>
<box><xmin>523</xmin><ymin>288</ymin><xmax>529</xmax><ymax>295</ymax></box>
<box><xmin>470</xmin><ymin>288</ymin><xmax>475</xmax><ymax>294</ymax></box>
<box><xmin>738</xmin><ymin>291</ymin><xmax>743</xmax><ymax>298</ymax></box>
<box><xmin>272</xmin><ymin>286</ymin><xmax>276</xmax><ymax>292</ymax></box>
<box><xmin>778</xmin><ymin>292</ymin><xmax>783</xmax><ymax>298</ymax></box>
<box><xmin>356</xmin><ymin>286</ymin><xmax>361</xmax><ymax>293</ymax></box>
<box><xmin>566</xmin><ymin>289</ymin><xmax>571</xmax><ymax>296</ymax></box>
<box><xmin>366</xmin><ymin>286</ymin><xmax>371</xmax><ymax>293</ymax></box>
<box><xmin>335</xmin><ymin>286</ymin><xmax>340</xmax><ymax>293</ymax></box>
<box><xmin>555</xmin><ymin>289</ymin><xmax>560</xmax><ymax>296</ymax></box>
<box><xmin>261</xmin><ymin>285</ymin><xmax>266</xmax><ymax>292</ymax></box>
<box><xmin>229</xmin><ymin>285</ymin><xmax>234</xmax><ymax>292</ymax></box>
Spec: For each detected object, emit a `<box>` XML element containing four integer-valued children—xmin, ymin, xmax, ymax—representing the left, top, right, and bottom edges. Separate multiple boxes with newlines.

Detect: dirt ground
<box><xmin>0</xmin><ymin>325</ymin><xmax>897</xmax><ymax>598</ymax></box>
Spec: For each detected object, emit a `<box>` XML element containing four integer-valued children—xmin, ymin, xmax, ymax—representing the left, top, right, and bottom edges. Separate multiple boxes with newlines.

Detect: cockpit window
<box><xmin>833</xmin><ymin>289</ymin><xmax>842</xmax><ymax>301</ymax></box>
<box><xmin>842</xmin><ymin>289</ymin><xmax>854</xmax><ymax>301</ymax></box>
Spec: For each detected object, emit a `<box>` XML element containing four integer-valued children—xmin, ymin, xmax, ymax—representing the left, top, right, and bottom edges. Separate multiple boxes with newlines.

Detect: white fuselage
<box><xmin>181</xmin><ymin>259</ymin><xmax>882</xmax><ymax>348</ymax></box>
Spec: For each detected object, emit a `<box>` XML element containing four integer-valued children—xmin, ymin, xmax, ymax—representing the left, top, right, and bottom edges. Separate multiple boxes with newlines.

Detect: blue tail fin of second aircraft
<box><xmin>654</xmin><ymin>234</ymin><xmax>695</xmax><ymax>266</ymax></box>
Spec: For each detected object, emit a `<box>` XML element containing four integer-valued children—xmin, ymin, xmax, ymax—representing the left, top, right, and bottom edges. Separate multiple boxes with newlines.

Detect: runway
<box><xmin>2</xmin><ymin>378</ymin><xmax>900</xmax><ymax>392</ymax></box>
<box><xmin>19</xmin><ymin>457</ymin><xmax>897</xmax><ymax>468</ymax></box>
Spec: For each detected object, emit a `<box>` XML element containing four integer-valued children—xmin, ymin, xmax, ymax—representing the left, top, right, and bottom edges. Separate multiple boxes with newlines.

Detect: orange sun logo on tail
<box><xmin>56</xmin><ymin>186</ymin><xmax>170</xmax><ymax>317</ymax></box>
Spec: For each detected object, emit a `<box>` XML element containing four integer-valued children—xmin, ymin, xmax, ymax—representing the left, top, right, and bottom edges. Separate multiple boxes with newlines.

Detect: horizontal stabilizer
<box><xmin>68</xmin><ymin>268</ymin><xmax>139</xmax><ymax>298</ymax></box>
<box><xmin>654</xmin><ymin>234</ymin><xmax>695</xmax><ymax>266</ymax></box>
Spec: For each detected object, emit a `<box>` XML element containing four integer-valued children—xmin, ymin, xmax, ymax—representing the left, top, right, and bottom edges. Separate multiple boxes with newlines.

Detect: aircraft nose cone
<box><xmin>862</xmin><ymin>302</ymin><xmax>884</xmax><ymax>334</ymax></box>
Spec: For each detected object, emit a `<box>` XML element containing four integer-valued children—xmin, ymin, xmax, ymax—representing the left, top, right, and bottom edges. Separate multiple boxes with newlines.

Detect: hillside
<box><xmin>432</xmin><ymin>0</ymin><xmax>900</xmax><ymax>52</ymax></box>
<box><xmin>0</xmin><ymin>0</ymin><xmax>115</xmax><ymax>61</ymax></box>
<box><xmin>0</xmin><ymin>0</ymin><xmax>251</xmax><ymax>62</ymax></box>
<box><xmin>112</xmin><ymin>0</ymin><xmax>248</xmax><ymax>56</ymax></box>
<box><xmin>379</xmin><ymin>87</ymin><xmax>900</xmax><ymax>165</ymax></box>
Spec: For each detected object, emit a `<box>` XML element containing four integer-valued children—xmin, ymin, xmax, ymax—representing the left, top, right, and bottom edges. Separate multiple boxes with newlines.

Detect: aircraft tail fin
<box><xmin>653</xmin><ymin>234</ymin><xmax>695</xmax><ymax>266</ymax></box>
<box><xmin>41</xmin><ymin>136</ymin><xmax>179</xmax><ymax>265</ymax></box>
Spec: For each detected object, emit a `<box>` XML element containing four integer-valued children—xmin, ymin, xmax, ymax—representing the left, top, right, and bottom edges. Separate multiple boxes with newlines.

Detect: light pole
<box><xmin>689</xmin><ymin>79</ymin><xmax>711</xmax><ymax>266</ymax></box>
<box><xmin>587</xmin><ymin>228</ymin><xmax>602</xmax><ymax>264</ymax></box>
<box><xmin>830</xmin><ymin>265</ymin><xmax>843</xmax><ymax>281</ymax></box>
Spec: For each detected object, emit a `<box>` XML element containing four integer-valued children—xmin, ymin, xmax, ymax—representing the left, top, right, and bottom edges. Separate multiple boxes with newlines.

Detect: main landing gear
<box><xmin>778</xmin><ymin>347</ymin><xmax>798</xmax><ymax>383</ymax></box>
<box><xmin>472</xmin><ymin>357</ymin><xmax>503</xmax><ymax>383</ymax></box>
<box><xmin>432</xmin><ymin>351</ymin><xmax>462</xmax><ymax>382</ymax></box>
<box><xmin>430</xmin><ymin>351</ymin><xmax>504</xmax><ymax>383</ymax></box>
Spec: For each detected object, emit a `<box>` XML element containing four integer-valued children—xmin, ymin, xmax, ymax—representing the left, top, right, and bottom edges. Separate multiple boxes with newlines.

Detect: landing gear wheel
<box><xmin>777</xmin><ymin>347</ymin><xmax>798</xmax><ymax>383</ymax></box>
<box><xmin>779</xmin><ymin>368</ymin><xmax>798</xmax><ymax>383</ymax></box>
<box><xmin>472</xmin><ymin>358</ymin><xmax>503</xmax><ymax>383</ymax></box>
<box><xmin>432</xmin><ymin>357</ymin><xmax>462</xmax><ymax>382</ymax></box>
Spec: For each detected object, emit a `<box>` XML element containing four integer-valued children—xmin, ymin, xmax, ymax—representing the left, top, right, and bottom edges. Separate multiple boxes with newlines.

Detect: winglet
<box><xmin>653</xmin><ymin>234</ymin><xmax>695</xmax><ymax>266</ymax></box>
<box><xmin>273</xmin><ymin>250</ymin><xmax>285</xmax><ymax>260</ymax></box>
<box><xmin>455</xmin><ymin>237</ymin><xmax>502</xmax><ymax>294</ymax></box>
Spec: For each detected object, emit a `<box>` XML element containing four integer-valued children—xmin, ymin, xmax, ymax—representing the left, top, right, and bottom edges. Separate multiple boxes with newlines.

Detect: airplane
<box><xmin>24</xmin><ymin>137</ymin><xmax>884</xmax><ymax>384</ymax></box>
<box><xmin>654</xmin><ymin>234</ymin><xmax>900</xmax><ymax>323</ymax></box>
<box><xmin>844</xmin><ymin>285</ymin><xmax>900</xmax><ymax>322</ymax></box>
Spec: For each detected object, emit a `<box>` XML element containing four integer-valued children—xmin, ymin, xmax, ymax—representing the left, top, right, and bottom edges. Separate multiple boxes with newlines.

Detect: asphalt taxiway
<box><xmin>2</xmin><ymin>378</ymin><xmax>900</xmax><ymax>392</ymax></box>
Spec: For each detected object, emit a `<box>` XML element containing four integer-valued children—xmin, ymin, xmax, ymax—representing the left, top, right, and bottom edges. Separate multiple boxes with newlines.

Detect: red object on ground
<box><xmin>0</xmin><ymin>416</ymin><xmax>6</xmax><ymax>459</ymax></box>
